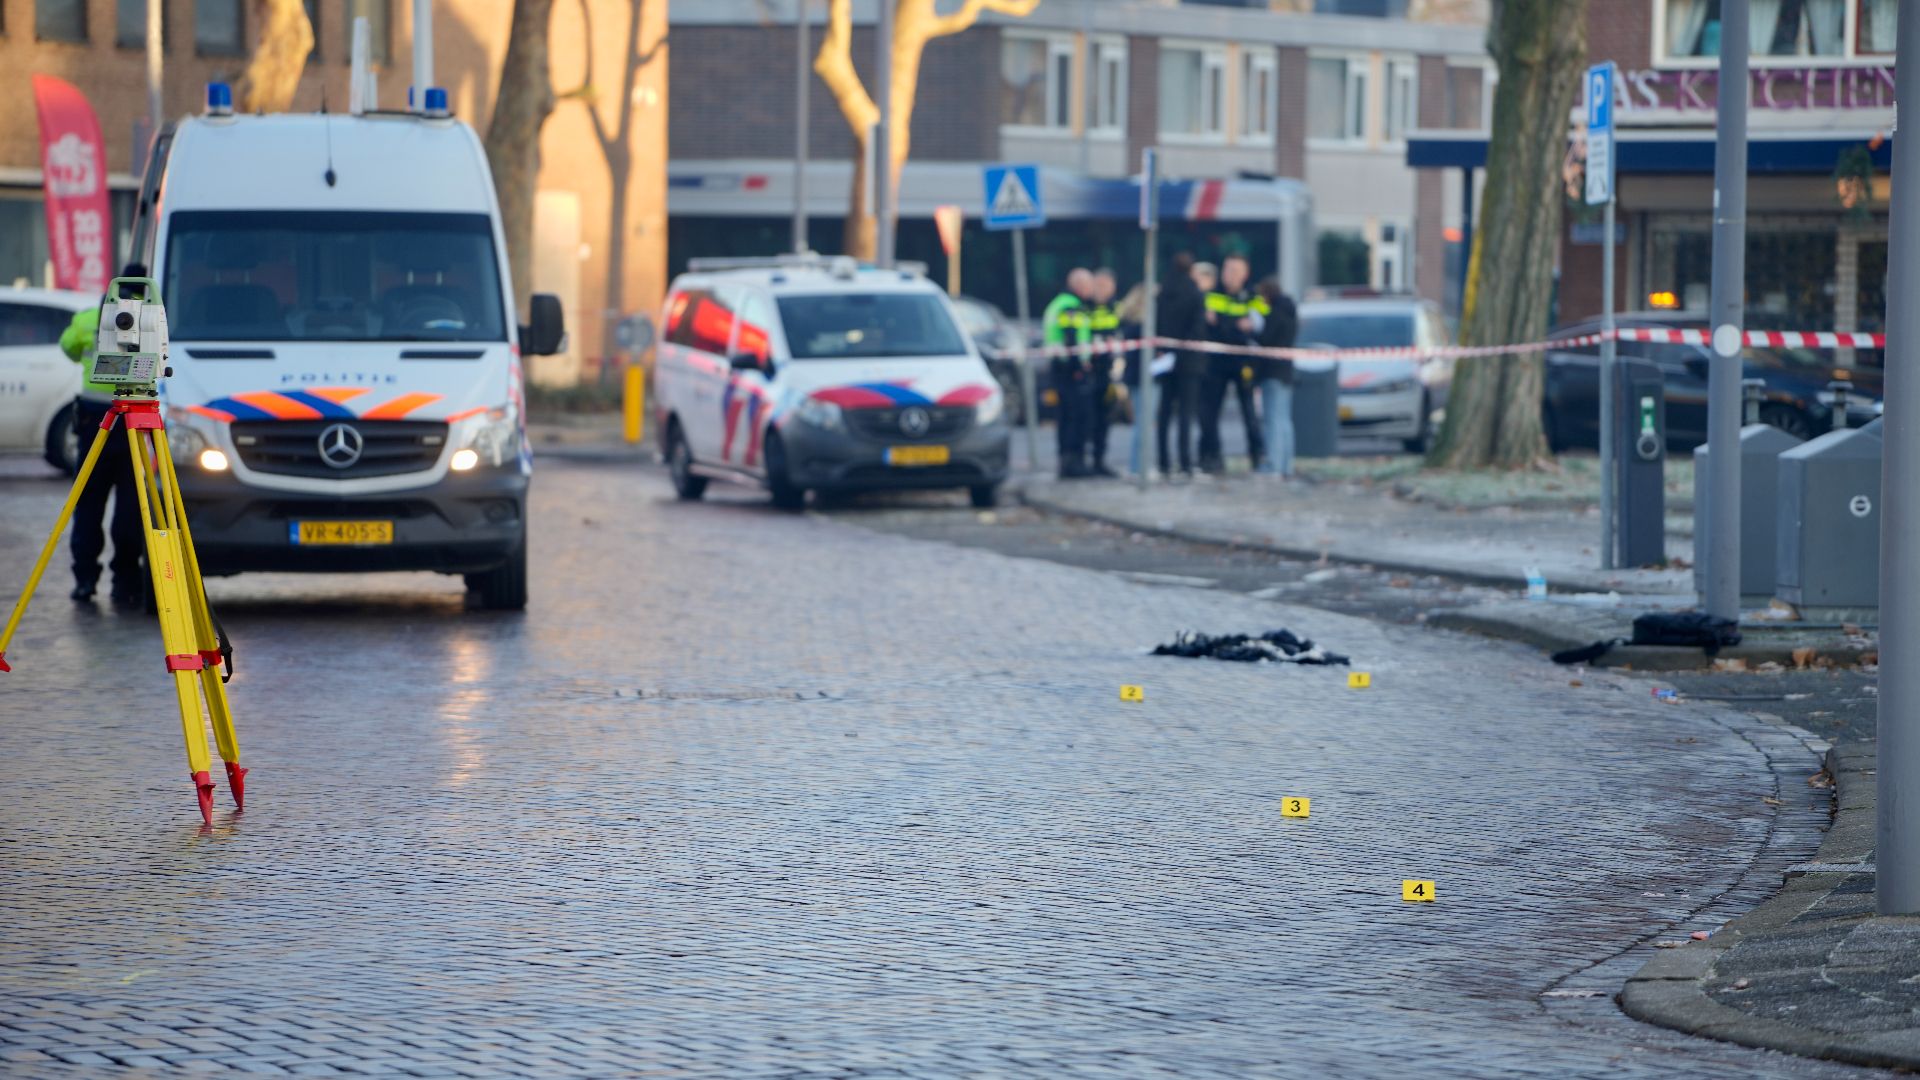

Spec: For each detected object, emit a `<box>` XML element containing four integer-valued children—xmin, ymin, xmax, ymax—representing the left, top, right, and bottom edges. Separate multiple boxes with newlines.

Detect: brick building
<box><xmin>1414</xmin><ymin>0</ymin><xmax>1895</xmax><ymax>344</ymax></box>
<box><xmin>668</xmin><ymin>0</ymin><xmax>1490</xmax><ymax>318</ymax></box>
<box><xmin>0</xmin><ymin>0</ymin><xmax>667</xmax><ymax>385</ymax></box>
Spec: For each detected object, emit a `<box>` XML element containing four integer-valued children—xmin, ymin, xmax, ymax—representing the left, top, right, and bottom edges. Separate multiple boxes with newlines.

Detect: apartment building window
<box><xmin>1089</xmin><ymin>37</ymin><xmax>1127</xmax><ymax>135</ymax></box>
<box><xmin>1661</xmin><ymin>0</ymin><xmax>1895</xmax><ymax>60</ymax></box>
<box><xmin>1160</xmin><ymin>44</ymin><xmax>1227</xmax><ymax>140</ymax></box>
<box><xmin>1001</xmin><ymin>33</ymin><xmax>1074</xmax><ymax>130</ymax></box>
<box><xmin>348</xmin><ymin>0</ymin><xmax>389</xmax><ymax>62</ymax></box>
<box><xmin>1242</xmin><ymin>49</ymin><xmax>1277</xmax><ymax>142</ymax></box>
<box><xmin>38</xmin><ymin>0</ymin><xmax>88</xmax><ymax>42</ymax></box>
<box><xmin>117</xmin><ymin>0</ymin><xmax>166</xmax><ymax>47</ymax></box>
<box><xmin>196</xmin><ymin>0</ymin><xmax>244</xmax><ymax>54</ymax></box>
<box><xmin>1384</xmin><ymin>58</ymin><xmax>1416</xmax><ymax>142</ymax></box>
<box><xmin>1308</xmin><ymin>56</ymin><xmax>1368</xmax><ymax>143</ymax></box>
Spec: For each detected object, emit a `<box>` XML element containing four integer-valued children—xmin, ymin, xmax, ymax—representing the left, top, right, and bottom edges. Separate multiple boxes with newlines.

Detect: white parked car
<box><xmin>1297</xmin><ymin>296</ymin><xmax>1453</xmax><ymax>453</ymax></box>
<box><xmin>0</xmin><ymin>287</ymin><xmax>91</xmax><ymax>473</ymax></box>
<box><xmin>653</xmin><ymin>255</ymin><xmax>1012</xmax><ymax>509</ymax></box>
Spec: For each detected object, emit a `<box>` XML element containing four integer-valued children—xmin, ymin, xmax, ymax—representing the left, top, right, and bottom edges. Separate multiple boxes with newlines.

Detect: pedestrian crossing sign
<box><xmin>982</xmin><ymin>164</ymin><xmax>1045</xmax><ymax>231</ymax></box>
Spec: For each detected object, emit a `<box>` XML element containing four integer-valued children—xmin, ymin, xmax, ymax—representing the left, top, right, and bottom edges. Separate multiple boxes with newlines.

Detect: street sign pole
<box><xmin>1703</xmin><ymin>0</ymin><xmax>1749</xmax><ymax>620</ymax></box>
<box><xmin>1587</xmin><ymin>62</ymin><xmax>1618</xmax><ymax>570</ymax></box>
<box><xmin>1877</xmin><ymin>0</ymin><xmax>1920</xmax><ymax>915</ymax></box>
<box><xmin>1012</xmin><ymin>227</ymin><xmax>1038</xmax><ymax>469</ymax></box>
<box><xmin>1137</xmin><ymin>149</ymin><xmax>1160</xmax><ymax>490</ymax></box>
<box><xmin>873</xmin><ymin>0</ymin><xmax>894</xmax><ymax>268</ymax></box>
<box><xmin>792</xmin><ymin>0</ymin><xmax>809</xmax><ymax>254</ymax></box>
<box><xmin>982</xmin><ymin>164</ymin><xmax>1046</xmax><ymax>470</ymax></box>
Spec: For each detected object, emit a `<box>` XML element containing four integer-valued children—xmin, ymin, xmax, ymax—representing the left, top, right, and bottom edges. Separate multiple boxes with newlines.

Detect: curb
<box><xmin>1617</xmin><ymin>743</ymin><xmax>1905</xmax><ymax>1070</ymax></box>
<box><xmin>1425</xmin><ymin>607</ymin><xmax>1874</xmax><ymax>672</ymax></box>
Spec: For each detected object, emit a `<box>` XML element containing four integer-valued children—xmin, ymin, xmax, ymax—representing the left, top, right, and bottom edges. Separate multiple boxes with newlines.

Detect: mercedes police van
<box><xmin>127</xmin><ymin>85</ymin><xmax>564</xmax><ymax>609</ymax></box>
<box><xmin>654</xmin><ymin>256</ymin><xmax>1010</xmax><ymax>510</ymax></box>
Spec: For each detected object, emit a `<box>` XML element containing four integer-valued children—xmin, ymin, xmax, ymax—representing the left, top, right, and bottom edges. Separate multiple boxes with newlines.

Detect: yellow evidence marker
<box><xmin>1281</xmin><ymin>797</ymin><xmax>1310</xmax><ymax>818</ymax></box>
<box><xmin>1348</xmin><ymin>671</ymin><xmax>1371</xmax><ymax>689</ymax></box>
<box><xmin>1402</xmin><ymin>880</ymin><xmax>1436</xmax><ymax>902</ymax></box>
<box><xmin>1119</xmin><ymin>684</ymin><xmax>1145</xmax><ymax>702</ymax></box>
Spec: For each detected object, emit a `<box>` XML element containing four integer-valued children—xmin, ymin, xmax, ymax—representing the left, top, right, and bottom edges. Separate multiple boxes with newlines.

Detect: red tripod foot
<box><xmin>224</xmin><ymin>761</ymin><xmax>248</xmax><ymax>810</ymax></box>
<box><xmin>192</xmin><ymin>770</ymin><xmax>215</xmax><ymax>826</ymax></box>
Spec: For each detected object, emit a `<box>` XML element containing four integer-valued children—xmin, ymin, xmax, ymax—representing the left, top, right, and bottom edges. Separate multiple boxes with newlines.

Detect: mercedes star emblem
<box><xmin>317</xmin><ymin>423</ymin><xmax>364</xmax><ymax>469</ymax></box>
<box><xmin>899</xmin><ymin>407</ymin><xmax>932</xmax><ymax>437</ymax></box>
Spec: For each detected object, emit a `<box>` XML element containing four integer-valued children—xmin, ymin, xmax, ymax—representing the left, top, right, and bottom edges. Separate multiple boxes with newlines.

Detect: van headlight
<box><xmin>456</xmin><ymin>406</ymin><xmax>522</xmax><ymax>468</ymax></box>
<box><xmin>163</xmin><ymin>408</ymin><xmax>219</xmax><ymax>466</ymax></box>
<box><xmin>794</xmin><ymin>397</ymin><xmax>844</xmax><ymax>431</ymax></box>
<box><xmin>974</xmin><ymin>390</ymin><xmax>1004</xmax><ymax>426</ymax></box>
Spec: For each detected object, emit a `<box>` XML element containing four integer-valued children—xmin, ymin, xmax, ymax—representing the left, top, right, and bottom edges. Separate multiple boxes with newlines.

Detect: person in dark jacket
<box><xmin>1252</xmin><ymin>277</ymin><xmax>1299</xmax><ymax>477</ymax></box>
<box><xmin>1199</xmin><ymin>254</ymin><xmax>1268</xmax><ymax>473</ymax></box>
<box><xmin>62</xmin><ymin>268</ymin><xmax>148</xmax><ymax>604</ymax></box>
<box><xmin>1153</xmin><ymin>253</ymin><xmax>1209</xmax><ymax>477</ymax></box>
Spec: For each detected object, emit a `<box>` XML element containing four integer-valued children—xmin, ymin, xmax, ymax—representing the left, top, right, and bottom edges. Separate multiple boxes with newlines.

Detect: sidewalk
<box><xmin>1016</xmin><ymin>459</ymin><xmax>1874</xmax><ymax>670</ymax></box>
<box><xmin>1619</xmin><ymin>742</ymin><xmax>1920</xmax><ymax>1071</ymax></box>
<box><xmin>527</xmin><ymin>414</ymin><xmax>652</xmax><ymax>463</ymax></box>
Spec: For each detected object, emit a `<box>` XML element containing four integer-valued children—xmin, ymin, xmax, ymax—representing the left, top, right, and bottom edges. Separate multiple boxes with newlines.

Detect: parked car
<box><xmin>653</xmin><ymin>255</ymin><xmax>1011</xmax><ymax>509</ymax></box>
<box><xmin>129</xmin><ymin>84</ymin><xmax>567</xmax><ymax>610</ymax></box>
<box><xmin>951</xmin><ymin>294</ymin><xmax>1029</xmax><ymax>421</ymax></box>
<box><xmin>0</xmin><ymin>286</ymin><xmax>91</xmax><ymax>473</ymax></box>
<box><xmin>1295</xmin><ymin>296</ymin><xmax>1453</xmax><ymax>453</ymax></box>
<box><xmin>1541</xmin><ymin>312</ymin><xmax>1883</xmax><ymax>451</ymax></box>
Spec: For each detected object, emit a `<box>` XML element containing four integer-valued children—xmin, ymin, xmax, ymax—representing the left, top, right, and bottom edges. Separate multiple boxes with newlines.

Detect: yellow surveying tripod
<box><xmin>0</xmin><ymin>278</ymin><xmax>245</xmax><ymax>826</ymax></box>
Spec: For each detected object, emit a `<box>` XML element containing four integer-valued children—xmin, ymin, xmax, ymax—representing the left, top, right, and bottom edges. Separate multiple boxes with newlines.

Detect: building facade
<box><xmin>0</xmin><ymin>0</ymin><xmax>667</xmax><ymax>385</ymax></box>
<box><xmin>1548</xmin><ymin>0</ymin><xmax>1892</xmax><ymax>341</ymax></box>
<box><xmin>668</xmin><ymin>0</ymin><xmax>1490</xmax><ymax>316</ymax></box>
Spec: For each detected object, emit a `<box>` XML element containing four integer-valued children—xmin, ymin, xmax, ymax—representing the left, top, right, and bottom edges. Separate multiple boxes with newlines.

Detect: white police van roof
<box><xmin>673</xmin><ymin>256</ymin><xmax>940</xmax><ymax>298</ymax></box>
<box><xmin>165</xmin><ymin>113</ymin><xmax>496</xmax><ymax>214</ymax></box>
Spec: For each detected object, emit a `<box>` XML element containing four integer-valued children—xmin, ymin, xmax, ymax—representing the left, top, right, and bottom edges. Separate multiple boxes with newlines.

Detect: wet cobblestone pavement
<box><xmin>0</xmin><ymin>457</ymin><xmax>1892</xmax><ymax>1077</ymax></box>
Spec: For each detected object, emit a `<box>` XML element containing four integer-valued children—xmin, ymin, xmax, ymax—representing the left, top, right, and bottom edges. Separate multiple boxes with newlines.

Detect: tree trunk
<box><xmin>603</xmin><ymin>149</ymin><xmax>632</xmax><ymax>353</ymax></box>
<box><xmin>842</xmin><ymin>131</ymin><xmax>875</xmax><ymax>260</ymax></box>
<box><xmin>1426</xmin><ymin>0</ymin><xmax>1588</xmax><ymax>470</ymax></box>
<box><xmin>484</xmin><ymin>0</ymin><xmax>558</xmax><ymax>319</ymax></box>
<box><xmin>239</xmin><ymin>0</ymin><xmax>314</xmax><ymax>113</ymax></box>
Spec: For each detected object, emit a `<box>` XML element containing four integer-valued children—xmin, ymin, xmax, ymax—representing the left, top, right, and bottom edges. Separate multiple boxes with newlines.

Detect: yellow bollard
<box><xmin>623</xmin><ymin>363</ymin><xmax>646</xmax><ymax>445</ymax></box>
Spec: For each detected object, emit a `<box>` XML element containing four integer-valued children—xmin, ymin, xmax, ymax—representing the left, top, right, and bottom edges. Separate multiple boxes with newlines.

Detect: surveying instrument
<box><xmin>0</xmin><ymin>278</ymin><xmax>245</xmax><ymax>826</ymax></box>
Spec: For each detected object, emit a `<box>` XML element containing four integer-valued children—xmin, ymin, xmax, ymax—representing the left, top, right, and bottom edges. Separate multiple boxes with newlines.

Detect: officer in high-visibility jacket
<box><xmin>1083</xmin><ymin>268</ymin><xmax>1123</xmax><ymax>477</ymax></box>
<box><xmin>1199</xmin><ymin>253</ymin><xmax>1269</xmax><ymax>473</ymax></box>
<box><xmin>60</xmin><ymin>275</ymin><xmax>147</xmax><ymax>604</ymax></box>
<box><xmin>1042</xmin><ymin>268</ymin><xmax>1095</xmax><ymax>478</ymax></box>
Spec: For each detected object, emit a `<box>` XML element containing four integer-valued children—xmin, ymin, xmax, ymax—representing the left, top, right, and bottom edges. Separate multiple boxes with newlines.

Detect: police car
<box><xmin>0</xmin><ymin>287</ymin><xmax>92</xmax><ymax>473</ymax></box>
<box><xmin>654</xmin><ymin>256</ymin><xmax>1011</xmax><ymax>509</ymax></box>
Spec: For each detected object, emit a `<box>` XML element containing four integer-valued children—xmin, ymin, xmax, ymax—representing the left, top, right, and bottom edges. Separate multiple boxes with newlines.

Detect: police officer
<box><xmin>62</xmin><ymin>268</ymin><xmax>148</xmax><ymax>604</ymax></box>
<box><xmin>1083</xmin><ymin>268</ymin><xmax>1123</xmax><ymax>478</ymax></box>
<box><xmin>1042</xmin><ymin>268</ymin><xmax>1094</xmax><ymax>478</ymax></box>
<box><xmin>1199</xmin><ymin>254</ymin><xmax>1268</xmax><ymax>473</ymax></box>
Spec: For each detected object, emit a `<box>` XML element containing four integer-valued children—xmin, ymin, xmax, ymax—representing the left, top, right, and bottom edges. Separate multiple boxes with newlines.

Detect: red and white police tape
<box><xmin>988</xmin><ymin>326</ymin><xmax>1884</xmax><ymax>365</ymax></box>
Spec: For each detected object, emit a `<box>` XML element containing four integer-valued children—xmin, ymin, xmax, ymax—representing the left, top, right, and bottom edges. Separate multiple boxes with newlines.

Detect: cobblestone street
<box><xmin>0</xmin><ymin>457</ymin><xmax>1890</xmax><ymax>1077</ymax></box>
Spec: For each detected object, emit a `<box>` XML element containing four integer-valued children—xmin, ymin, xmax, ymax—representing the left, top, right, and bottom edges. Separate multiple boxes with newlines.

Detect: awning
<box><xmin>1406</xmin><ymin>130</ymin><xmax>1893</xmax><ymax>174</ymax></box>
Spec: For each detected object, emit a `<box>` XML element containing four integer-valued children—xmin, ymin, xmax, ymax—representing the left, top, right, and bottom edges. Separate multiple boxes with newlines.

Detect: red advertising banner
<box><xmin>30</xmin><ymin>75</ymin><xmax>110</xmax><ymax>295</ymax></box>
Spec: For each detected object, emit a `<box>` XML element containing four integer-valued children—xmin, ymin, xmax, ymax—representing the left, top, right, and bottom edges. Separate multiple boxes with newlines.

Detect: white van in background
<box><xmin>127</xmin><ymin>85</ymin><xmax>564</xmax><ymax>610</ymax></box>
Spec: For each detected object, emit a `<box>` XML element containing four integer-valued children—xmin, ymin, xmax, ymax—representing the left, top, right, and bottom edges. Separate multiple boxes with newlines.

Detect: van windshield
<box><xmin>776</xmin><ymin>293</ymin><xmax>969</xmax><ymax>360</ymax></box>
<box><xmin>163</xmin><ymin>210</ymin><xmax>507</xmax><ymax>343</ymax></box>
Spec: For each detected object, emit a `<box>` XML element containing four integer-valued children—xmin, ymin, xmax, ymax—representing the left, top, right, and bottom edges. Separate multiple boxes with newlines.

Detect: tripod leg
<box><xmin>0</xmin><ymin>416</ymin><xmax>117</xmax><ymax>670</ymax></box>
<box><xmin>128</xmin><ymin>427</ymin><xmax>218</xmax><ymax>825</ymax></box>
<box><xmin>152</xmin><ymin>432</ymin><xmax>244</xmax><ymax>808</ymax></box>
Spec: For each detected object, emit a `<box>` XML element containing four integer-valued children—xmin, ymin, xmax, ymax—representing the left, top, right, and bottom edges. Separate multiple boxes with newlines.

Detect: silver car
<box><xmin>1296</xmin><ymin>297</ymin><xmax>1453</xmax><ymax>453</ymax></box>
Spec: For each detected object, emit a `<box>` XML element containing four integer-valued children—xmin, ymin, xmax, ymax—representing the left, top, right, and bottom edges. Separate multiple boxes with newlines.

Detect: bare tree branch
<box><xmin>813</xmin><ymin>0</ymin><xmax>877</xmax><ymax>133</ymax></box>
<box><xmin>925</xmin><ymin>0</ymin><xmax>1040</xmax><ymax>39</ymax></box>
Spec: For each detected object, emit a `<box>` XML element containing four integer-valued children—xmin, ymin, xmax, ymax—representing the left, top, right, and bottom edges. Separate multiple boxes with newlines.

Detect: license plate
<box><xmin>290</xmin><ymin>520</ymin><xmax>394</xmax><ymax>545</ymax></box>
<box><xmin>886</xmin><ymin>445</ymin><xmax>951</xmax><ymax>467</ymax></box>
<box><xmin>1338</xmin><ymin>404</ymin><xmax>1355</xmax><ymax>421</ymax></box>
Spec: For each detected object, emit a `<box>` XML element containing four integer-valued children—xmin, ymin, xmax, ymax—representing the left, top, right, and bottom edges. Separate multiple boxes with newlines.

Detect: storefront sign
<box><xmin>1595</xmin><ymin>66</ymin><xmax>1896</xmax><ymax>116</ymax></box>
<box><xmin>30</xmin><ymin>75</ymin><xmax>109</xmax><ymax>295</ymax></box>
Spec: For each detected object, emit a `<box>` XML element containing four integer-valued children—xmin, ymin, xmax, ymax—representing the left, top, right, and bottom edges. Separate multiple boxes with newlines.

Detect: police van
<box><xmin>125</xmin><ymin>85</ymin><xmax>564</xmax><ymax>609</ymax></box>
<box><xmin>654</xmin><ymin>256</ymin><xmax>1010</xmax><ymax>509</ymax></box>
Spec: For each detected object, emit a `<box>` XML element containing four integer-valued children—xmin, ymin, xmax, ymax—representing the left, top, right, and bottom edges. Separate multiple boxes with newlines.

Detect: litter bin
<box><xmin>1693</xmin><ymin>423</ymin><xmax>1804</xmax><ymax>603</ymax></box>
<box><xmin>1292</xmin><ymin>358</ymin><xmax>1339</xmax><ymax>458</ymax></box>
<box><xmin>1777</xmin><ymin>418</ymin><xmax>1882</xmax><ymax>613</ymax></box>
<box><xmin>1614</xmin><ymin>358</ymin><xmax>1667</xmax><ymax>568</ymax></box>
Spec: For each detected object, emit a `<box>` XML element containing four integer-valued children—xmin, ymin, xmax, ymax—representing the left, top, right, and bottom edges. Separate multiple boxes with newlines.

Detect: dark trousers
<box><xmin>1155</xmin><ymin>361</ymin><xmax>1201</xmax><ymax>474</ymax></box>
<box><xmin>1198</xmin><ymin>360</ymin><xmax>1266</xmax><ymax>469</ymax></box>
<box><xmin>1050</xmin><ymin>358</ymin><xmax>1093</xmax><ymax>472</ymax></box>
<box><xmin>1087</xmin><ymin>362</ymin><xmax>1113</xmax><ymax>468</ymax></box>
<box><xmin>71</xmin><ymin>399</ymin><xmax>144</xmax><ymax>590</ymax></box>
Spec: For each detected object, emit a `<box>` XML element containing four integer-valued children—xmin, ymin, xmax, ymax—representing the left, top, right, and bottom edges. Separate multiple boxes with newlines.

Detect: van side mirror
<box><xmin>522</xmin><ymin>294</ymin><xmax>565</xmax><ymax>356</ymax></box>
<box><xmin>730</xmin><ymin>352</ymin><xmax>766</xmax><ymax>373</ymax></box>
